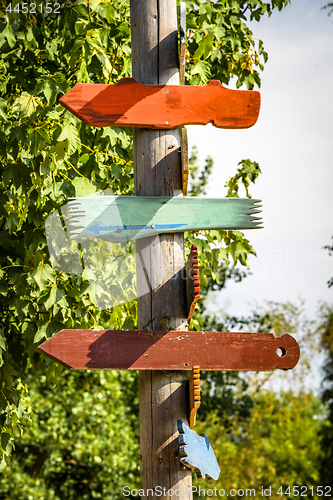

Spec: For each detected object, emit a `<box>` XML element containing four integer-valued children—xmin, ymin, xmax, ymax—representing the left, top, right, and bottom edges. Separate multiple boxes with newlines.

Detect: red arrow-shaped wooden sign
<box><xmin>38</xmin><ymin>330</ymin><xmax>300</xmax><ymax>371</ymax></box>
<box><xmin>59</xmin><ymin>78</ymin><xmax>261</xmax><ymax>130</ymax></box>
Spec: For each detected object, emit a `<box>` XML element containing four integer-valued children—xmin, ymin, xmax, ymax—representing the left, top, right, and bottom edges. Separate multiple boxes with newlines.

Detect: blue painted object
<box><xmin>87</xmin><ymin>223</ymin><xmax>186</xmax><ymax>235</ymax></box>
<box><xmin>177</xmin><ymin>420</ymin><xmax>221</xmax><ymax>481</ymax></box>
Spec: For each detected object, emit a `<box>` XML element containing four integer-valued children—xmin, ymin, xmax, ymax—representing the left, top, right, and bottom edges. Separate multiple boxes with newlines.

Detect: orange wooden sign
<box><xmin>59</xmin><ymin>77</ymin><xmax>261</xmax><ymax>130</ymax></box>
<box><xmin>38</xmin><ymin>330</ymin><xmax>300</xmax><ymax>371</ymax></box>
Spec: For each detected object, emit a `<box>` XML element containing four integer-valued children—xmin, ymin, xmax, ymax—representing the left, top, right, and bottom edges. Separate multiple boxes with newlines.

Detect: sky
<box><xmin>187</xmin><ymin>0</ymin><xmax>333</xmax><ymax>328</ymax></box>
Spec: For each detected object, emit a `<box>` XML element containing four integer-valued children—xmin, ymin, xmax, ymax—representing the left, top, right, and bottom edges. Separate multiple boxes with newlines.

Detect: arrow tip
<box><xmin>87</xmin><ymin>224</ymin><xmax>100</xmax><ymax>235</ymax></box>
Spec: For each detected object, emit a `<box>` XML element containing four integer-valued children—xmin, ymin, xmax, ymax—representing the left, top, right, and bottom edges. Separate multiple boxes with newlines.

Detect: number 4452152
<box><xmin>6</xmin><ymin>3</ymin><xmax>60</xmax><ymax>14</ymax></box>
<box><xmin>277</xmin><ymin>486</ymin><xmax>332</xmax><ymax>497</ymax></box>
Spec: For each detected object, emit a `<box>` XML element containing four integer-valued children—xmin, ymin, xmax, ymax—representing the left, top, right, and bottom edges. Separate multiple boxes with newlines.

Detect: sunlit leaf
<box><xmin>12</xmin><ymin>92</ymin><xmax>41</xmax><ymax>118</ymax></box>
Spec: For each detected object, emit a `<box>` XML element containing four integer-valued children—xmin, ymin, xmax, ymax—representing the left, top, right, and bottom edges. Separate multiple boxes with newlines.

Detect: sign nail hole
<box><xmin>276</xmin><ymin>347</ymin><xmax>286</xmax><ymax>357</ymax></box>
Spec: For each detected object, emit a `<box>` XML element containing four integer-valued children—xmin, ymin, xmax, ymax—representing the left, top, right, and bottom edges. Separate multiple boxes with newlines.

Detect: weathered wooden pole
<box><xmin>130</xmin><ymin>0</ymin><xmax>192</xmax><ymax>498</ymax></box>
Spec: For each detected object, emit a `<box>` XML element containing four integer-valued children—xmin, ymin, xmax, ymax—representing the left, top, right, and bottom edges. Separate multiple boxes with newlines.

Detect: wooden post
<box><xmin>130</xmin><ymin>0</ymin><xmax>192</xmax><ymax>498</ymax></box>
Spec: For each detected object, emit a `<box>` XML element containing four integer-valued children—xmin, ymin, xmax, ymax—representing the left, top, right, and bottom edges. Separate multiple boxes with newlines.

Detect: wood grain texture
<box><xmin>130</xmin><ymin>0</ymin><xmax>191</xmax><ymax>498</ymax></box>
<box><xmin>186</xmin><ymin>245</ymin><xmax>200</xmax><ymax>324</ymax></box>
<box><xmin>139</xmin><ymin>372</ymin><xmax>191</xmax><ymax>496</ymax></box>
<box><xmin>37</xmin><ymin>330</ymin><xmax>300</xmax><ymax>371</ymax></box>
<box><xmin>130</xmin><ymin>0</ymin><xmax>186</xmax><ymax>334</ymax></box>
<box><xmin>189</xmin><ymin>367</ymin><xmax>200</xmax><ymax>428</ymax></box>
<box><xmin>59</xmin><ymin>78</ymin><xmax>261</xmax><ymax>130</ymax></box>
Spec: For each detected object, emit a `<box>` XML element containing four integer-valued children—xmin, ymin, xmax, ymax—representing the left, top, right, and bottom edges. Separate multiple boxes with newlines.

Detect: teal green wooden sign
<box><xmin>65</xmin><ymin>196</ymin><xmax>263</xmax><ymax>242</ymax></box>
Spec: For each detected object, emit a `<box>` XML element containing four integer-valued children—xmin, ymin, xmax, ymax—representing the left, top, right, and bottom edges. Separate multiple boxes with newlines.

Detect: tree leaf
<box><xmin>57</xmin><ymin>122</ymin><xmax>81</xmax><ymax>155</ymax></box>
<box><xmin>45</xmin><ymin>286</ymin><xmax>65</xmax><ymax>310</ymax></box>
<box><xmin>0</xmin><ymin>330</ymin><xmax>6</xmax><ymax>350</ymax></box>
<box><xmin>38</xmin><ymin>73</ymin><xmax>69</xmax><ymax>102</ymax></box>
<box><xmin>32</xmin><ymin>263</ymin><xmax>56</xmax><ymax>291</ymax></box>
<box><xmin>49</xmin><ymin>140</ymin><xmax>68</xmax><ymax>161</ymax></box>
<box><xmin>90</xmin><ymin>0</ymin><xmax>103</xmax><ymax>13</ymax></box>
<box><xmin>34</xmin><ymin>323</ymin><xmax>48</xmax><ymax>344</ymax></box>
<box><xmin>0</xmin><ymin>98</ymin><xmax>7</xmax><ymax>120</ymax></box>
<box><xmin>36</xmin><ymin>126</ymin><xmax>51</xmax><ymax>145</ymax></box>
<box><xmin>3</xmin><ymin>162</ymin><xmax>31</xmax><ymax>192</ymax></box>
<box><xmin>190</xmin><ymin>59</ymin><xmax>211</xmax><ymax>83</ymax></box>
<box><xmin>1</xmin><ymin>25</ymin><xmax>16</xmax><ymax>49</ymax></box>
<box><xmin>0</xmin><ymin>433</ymin><xmax>12</xmax><ymax>457</ymax></box>
<box><xmin>72</xmin><ymin>177</ymin><xmax>97</xmax><ymax>197</ymax></box>
<box><xmin>106</xmin><ymin>3</ymin><xmax>116</xmax><ymax>22</ymax></box>
<box><xmin>12</xmin><ymin>92</ymin><xmax>40</xmax><ymax>118</ymax></box>
<box><xmin>194</xmin><ymin>32</ymin><xmax>214</xmax><ymax>60</ymax></box>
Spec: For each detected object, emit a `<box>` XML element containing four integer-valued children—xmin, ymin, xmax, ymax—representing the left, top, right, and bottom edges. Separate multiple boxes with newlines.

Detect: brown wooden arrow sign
<box><xmin>37</xmin><ymin>330</ymin><xmax>300</xmax><ymax>371</ymax></box>
<box><xmin>59</xmin><ymin>77</ymin><xmax>261</xmax><ymax>130</ymax></box>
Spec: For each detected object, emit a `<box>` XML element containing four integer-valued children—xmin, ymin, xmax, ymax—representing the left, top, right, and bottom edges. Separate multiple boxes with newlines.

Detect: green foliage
<box><xmin>322</xmin><ymin>2</ymin><xmax>333</xmax><ymax>16</ymax></box>
<box><xmin>184</xmin><ymin>0</ymin><xmax>290</xmax><ymax>88</ymax></box>
<box><xmin>0</xmin><ymin>370</ymin><xmax>140</xmax><ymax>499</ymax></box>
<box><xmin>0</xmin><ymin>380</ymin><xmax>32</xmax><ymax>472</ymax></box>
<box><xmin>0</xmin><ymin>0</ymin><xmax>134</xmax><ymax>468</ymax></box>
<box><xmin>193</xmin><ymin>391</ymin><xmax>323</xmax><ymax>498</ymax></box>
<box><xmin>200</xmin><ymin>371</ymin><xmax>254</xmax><ymax>429</ymax></box>
<box><xmin>224</xmin><ymin>159</ymin><xmax>261</xmax><ymax>198</ymax></box>
<box><xmin>318</xmin><ymin>305</ymin><xmax>333</xmax><ymax>486</ymax></box>
<box><xmin>0</xmin><ymin>372</ymin><xmax>324</xmax><ymax>498</ymax></box>
<box><xmin>0</xmin><ymin>0</ymin><xmax>289</xmax><ymax>470</ymax></box>
<box><xmin>188</xmin><ymin>146</ymin><xmax>214</xmax><ymax>197</ymax></box>
<box><xmin>323</xmin><ymin>236</ymin><xmax>333</xmax><ymax>288</ymax></box>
